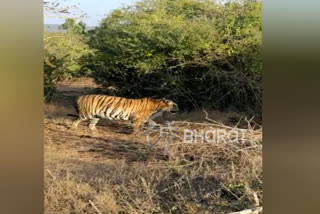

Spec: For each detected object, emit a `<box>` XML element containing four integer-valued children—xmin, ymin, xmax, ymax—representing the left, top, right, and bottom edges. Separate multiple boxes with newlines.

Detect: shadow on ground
<box><xmin>45</xmin><ymin>119</ymin><xmax>168</xmax><ymax>163</ymax></box>
<box><xmin>77</xmin><ymin>134</ymin><xmax>169</xmax><ymax>162</ymax></box>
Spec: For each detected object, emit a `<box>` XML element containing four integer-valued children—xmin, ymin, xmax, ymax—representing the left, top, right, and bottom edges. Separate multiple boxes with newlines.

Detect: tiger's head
<box><xmin>157</xmin><ymin>99</ymin><xmax>179</xmax><ymax>114</ymax></box>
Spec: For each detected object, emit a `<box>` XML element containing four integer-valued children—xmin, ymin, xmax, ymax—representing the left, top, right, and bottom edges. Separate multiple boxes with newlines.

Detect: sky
<box><xmin>44</xmin><ymin>0</ymin><xmax>136</xmax><ymax>27</ymax></box>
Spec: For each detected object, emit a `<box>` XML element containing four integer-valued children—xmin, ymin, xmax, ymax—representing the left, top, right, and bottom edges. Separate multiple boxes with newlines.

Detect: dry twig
<box><xmin>89</xmin><ymin>200</ymin><xmax>103</xmax><ymax>214</ymax></box>
<box><xmin>228</xmin><ymin>206</ymin><xmax>262</xmax><ymax>214</ymax></box>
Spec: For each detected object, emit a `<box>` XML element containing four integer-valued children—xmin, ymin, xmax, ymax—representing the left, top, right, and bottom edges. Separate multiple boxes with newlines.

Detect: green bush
<box><xmin>44</xmin><ymin>31</ymin><xmax>95</xmax><ymax>100</ymax></box>
<box><xmin>88</xmin><ymin>0</ymin><xmax>262</xmax><ymax>115</ymax></box>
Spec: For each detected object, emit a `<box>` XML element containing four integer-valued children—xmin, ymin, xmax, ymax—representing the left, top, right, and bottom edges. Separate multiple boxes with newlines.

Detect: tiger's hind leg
<box><xmin>89</xmin><ymin>118</ymin><xmax>100</xmax><ymax>131</ymax></box>
<box><xmin>71</xmin><ymin>117</ymin><xmax>86</xmax><ymax>129</ymax></box>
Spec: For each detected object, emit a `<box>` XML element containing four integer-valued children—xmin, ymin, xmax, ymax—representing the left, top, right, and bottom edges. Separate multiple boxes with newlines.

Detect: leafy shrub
<box><xmin>44</xmin><ymin>31</ymin><xmax>95</xmax><ymax>100</ymax></box>
<box><xmin>88</xmin><ymin>0</ymin><xmax>262</xmax><ymax>115</ymax></box>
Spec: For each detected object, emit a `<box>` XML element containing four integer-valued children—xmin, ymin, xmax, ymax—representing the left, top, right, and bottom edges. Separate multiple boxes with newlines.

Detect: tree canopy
<box><xmin>61</xmin><ymin>18</ymin><xmax>86</xmax><ymax>34</ymax></box>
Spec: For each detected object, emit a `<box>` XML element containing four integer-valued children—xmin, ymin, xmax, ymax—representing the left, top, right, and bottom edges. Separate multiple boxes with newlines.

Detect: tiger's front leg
<box><xmin>147</xmin><ymin>119</ymin><xmax>158</xmax><ymax>127</ymax></box>
<box><xmin>147</xmin><ymin>111</ymin><xmax>162</xmax><ymax>128</ymax></box>
<box><xmin>131</xmin><ymin>117</ymin><xmax>146</xmax><ymax>135</ymax></box>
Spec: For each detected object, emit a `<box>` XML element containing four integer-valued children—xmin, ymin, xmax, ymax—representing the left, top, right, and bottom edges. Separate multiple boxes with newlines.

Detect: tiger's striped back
<box><xmin>76</xmin><ymin>95</ymin><xmax>146</xmax><ymax>121</ymax></box>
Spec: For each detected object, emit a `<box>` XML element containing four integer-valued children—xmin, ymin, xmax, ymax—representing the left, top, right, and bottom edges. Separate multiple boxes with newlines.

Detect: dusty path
<box><xmin>44</xmin><ymin>117</ymin><xmax>167</xmax><ymax>162</ymax></box>
<box><xmin>45</xmin><ymin>77</ymin><xmax>168</xmax><ymax>163</ymax></box>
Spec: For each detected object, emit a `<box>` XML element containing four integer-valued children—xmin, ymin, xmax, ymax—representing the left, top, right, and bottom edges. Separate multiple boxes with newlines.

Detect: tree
<box><xmin>61</xmin><ymin>18</ymin><xmax>85</xmax><ymax>34</ymax></box>
<box><xmin>78</xmin><ymin>21</ymin><xmax>86</xmax><ymax>32</ymax></box>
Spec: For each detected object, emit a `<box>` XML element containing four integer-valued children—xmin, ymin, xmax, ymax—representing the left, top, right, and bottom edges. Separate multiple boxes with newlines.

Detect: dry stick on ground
<box><xmin>46</xmin><ymin>169</ymin><xmax>56</xmax><ymax>180</ymax></box>
<box><xmin>89</xmin><ymin>200</ymin><xmax>103</xmax><ymax>214</ymax></box>
<box><xmin>228</xmin><ymin>206</ymin><xmax>262</xmax><ymax>214</ymax></box>
<box><xmin>252</xmin><ymin>192</ymin><xmax>260</xmax><ymax>207</ymax></box>
<box><xmin>203</xmin><ymin>109</ymin><xmax>262</xmax><ymax>145</ymax></box>
<box><xmin>203</xmin><ymin>109</ymin><xmax>230</xmax><ymax>128</ymax></box>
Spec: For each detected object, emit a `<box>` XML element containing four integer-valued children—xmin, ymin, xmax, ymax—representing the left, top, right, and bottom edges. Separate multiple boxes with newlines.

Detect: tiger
<box><xmin>70</xmin><ymin>94</ymin><xmax>179</xmax><ymax>133</ymax></box>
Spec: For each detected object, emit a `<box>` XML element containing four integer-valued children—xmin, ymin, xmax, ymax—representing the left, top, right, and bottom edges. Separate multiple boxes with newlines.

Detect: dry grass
<box><xmin>44</xmin><ymin>78</ymin><xmax>262</xmax><ymax>214</ymax></box>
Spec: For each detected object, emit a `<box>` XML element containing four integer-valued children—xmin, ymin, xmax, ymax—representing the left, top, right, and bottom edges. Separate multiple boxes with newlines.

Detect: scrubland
<box><xmin>44</xmin><ymin>78</ymin><xmax>262</xmax><ymax>214</ymax></box>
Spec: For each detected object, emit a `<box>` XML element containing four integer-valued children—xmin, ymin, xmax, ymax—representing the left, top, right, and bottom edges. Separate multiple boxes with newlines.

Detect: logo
<box><xmin>144</xmin><ymin>121</ymin><xmax>248</xmax><ymax>153</ymax></box>
<box><xmin>144</xmin><ymin>121</ymin><xmax>176</xmax><ymax>154</ymax></box>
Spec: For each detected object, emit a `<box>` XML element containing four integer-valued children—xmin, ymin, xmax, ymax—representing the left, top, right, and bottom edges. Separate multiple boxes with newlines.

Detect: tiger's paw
<box><xmin>70</xmin><ymin>124</ymin><xmax>78</xmax><ymax>130</ymax></box>
<box><xmin>89</xmin><ymin>127</ymin><xmax>97</xmax><ymax>131</ymax></box>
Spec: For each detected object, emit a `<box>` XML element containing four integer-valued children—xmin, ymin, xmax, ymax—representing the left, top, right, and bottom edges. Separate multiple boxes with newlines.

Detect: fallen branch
<box><xmin>228</xmin><ymin>206</ymin><xmax>262</xmax><ymax>214</ymax></box>
<box><xmin>203</xmin><ymin>109</ymin><xmax>230</xmax><ymax>128</ymax></box>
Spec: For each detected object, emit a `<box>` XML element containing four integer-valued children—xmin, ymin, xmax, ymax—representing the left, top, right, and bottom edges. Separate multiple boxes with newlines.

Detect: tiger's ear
<box><xmin>161</xmin><ymin>98</ymin><xmax>169</xmax><ymax>103</ymax></box>
<box><xmin>159</xmin><ymin>99</ymin><xmax>169</xmax><ymax>108</ymax></box>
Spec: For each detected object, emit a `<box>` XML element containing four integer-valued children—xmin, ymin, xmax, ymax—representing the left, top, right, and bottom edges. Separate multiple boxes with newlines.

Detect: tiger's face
<box><xmin>159</xmin><ymin>99</ymin><xmax>179</xmax><ymax>114</ymax></box>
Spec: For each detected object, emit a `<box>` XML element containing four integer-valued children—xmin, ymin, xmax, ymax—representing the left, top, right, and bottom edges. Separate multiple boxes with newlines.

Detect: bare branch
<box><xmin>44</xmin><ymin>0</ymin><xmax>87</xmax><ymax>19</ymax></box>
